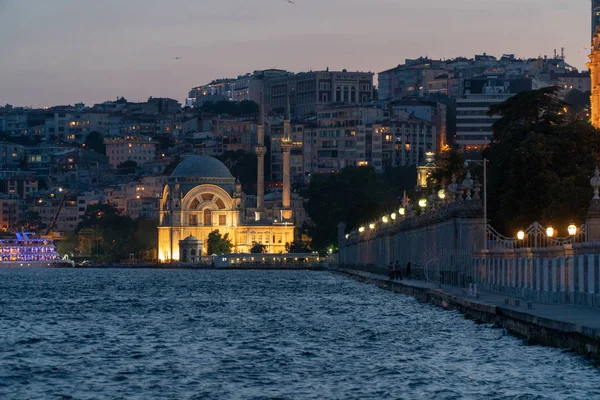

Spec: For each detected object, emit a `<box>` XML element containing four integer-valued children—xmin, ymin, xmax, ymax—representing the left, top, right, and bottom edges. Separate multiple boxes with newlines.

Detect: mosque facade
<box><xmin>157</xmin><ymin>94</ymin><xmax>295</xmax><ymax>261</ymax></box>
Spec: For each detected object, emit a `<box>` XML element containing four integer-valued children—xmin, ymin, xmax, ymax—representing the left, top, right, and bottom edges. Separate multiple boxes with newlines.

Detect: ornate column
<box><xmin>254</xmin><ymin>90</ymin><xmax>266</xmax><ymax>221</ymax></box>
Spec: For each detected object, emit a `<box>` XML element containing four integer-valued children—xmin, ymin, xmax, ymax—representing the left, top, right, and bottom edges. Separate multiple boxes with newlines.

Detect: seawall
<box><xmin>334</xmin><ymin>268</ymin><xmax>600</xmax><ymax>361</ymax></box>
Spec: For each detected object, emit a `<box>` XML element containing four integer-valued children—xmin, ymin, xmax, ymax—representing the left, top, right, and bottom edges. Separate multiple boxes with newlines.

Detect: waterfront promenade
<box><xmin>336</xmin><ymin>268</ymin><xmax>600</xmax><ymax>359</ymax></box>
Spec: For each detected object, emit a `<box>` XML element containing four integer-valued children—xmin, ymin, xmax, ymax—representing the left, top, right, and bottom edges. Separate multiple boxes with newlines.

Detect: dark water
<box><xmin>0</xmin><ymin>270</ymin><xmax>599</xmax><ymax>400</ymax></box>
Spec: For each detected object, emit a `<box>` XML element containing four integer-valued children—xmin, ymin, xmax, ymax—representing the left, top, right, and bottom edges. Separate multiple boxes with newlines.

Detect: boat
<box><xmin>0</xmin><ymin>232</ymin><xmax>65</xmax><ymax>268</ymax></box>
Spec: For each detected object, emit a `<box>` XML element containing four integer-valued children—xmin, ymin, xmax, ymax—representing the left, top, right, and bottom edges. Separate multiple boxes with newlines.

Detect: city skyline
<box><xmin>0</xmin><ymin>0</ymin><xmax>591</xmax><ymax>107</ymax></box>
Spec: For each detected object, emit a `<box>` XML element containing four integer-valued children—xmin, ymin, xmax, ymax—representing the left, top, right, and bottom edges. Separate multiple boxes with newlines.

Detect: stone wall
<box><xmin>340</xmin><ymin>199</ymin><xmax>485</xmax><ymax>271</ymax></box>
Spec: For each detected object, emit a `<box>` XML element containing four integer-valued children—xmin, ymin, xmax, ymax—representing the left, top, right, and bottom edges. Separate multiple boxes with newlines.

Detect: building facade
<box><xmin>157</xmin><ymin>156</ymin><xmax>294</xmax><ymax>260</ymax></box>
<box><xmin>104</xmin><ymin>136</ymin><xmax>158</xmax><ymax>168</ymax></box>
<box><xmin>456</xmin><ymin>74</ymin><xmax>533</xmax><ymax>151</ymax></box>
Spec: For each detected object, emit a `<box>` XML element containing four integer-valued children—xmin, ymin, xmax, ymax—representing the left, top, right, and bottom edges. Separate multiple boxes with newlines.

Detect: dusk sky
<box><xmin>0</xmin><ymin>0</ymin><xmax>592</xmax><ymax>108</ymax></box>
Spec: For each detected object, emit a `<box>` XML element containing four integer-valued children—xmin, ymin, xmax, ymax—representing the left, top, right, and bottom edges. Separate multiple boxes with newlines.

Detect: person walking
<box><xmin>387</xmin><ymin>263</ymin><xmax>394</xmax><ymax>280</ymax></box>
<box><xmin>406</xmin><ymin>261</ymin><xmax>412</xmax><ymax>279</ymax></box>
<box><xmin>394</xmin><ymin>260</ymin><xmax>402</xmax><ymax>280</ymax></box>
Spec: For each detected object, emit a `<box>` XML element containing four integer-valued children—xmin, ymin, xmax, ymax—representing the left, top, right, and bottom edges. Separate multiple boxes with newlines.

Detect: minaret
<box><xmin>590</xmin><ymin>28</ymin><xmax>600</xmax><ymax>129</ymax></box>
<box><xmin>254</xmin><ymin>90</ymin><xmax>266</xmax><ymax>221</ymax></box>
<box><xmin>281</xmin><ymin>91</ymin><xmax>293</xmax><ymax>221</ymax></box>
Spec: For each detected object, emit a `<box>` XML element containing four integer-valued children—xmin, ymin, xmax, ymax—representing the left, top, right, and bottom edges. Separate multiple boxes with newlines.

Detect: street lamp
<box><xmin>517</xmin><ymin>230</ymin><xmax>525</xmax><ymax>241</ymax></box>
<box><xmin>418</xmin><ymin>199</ymin><xmax>427</xmax><ymax>208</ymax></box>
<box><xmin>438</xmin><ymin>189</ymin><xmax>446</xmax><ymax>200</ymax></box>
<box><xmin>390</xmin><ymin>213</ymin><xmax>397</xmax><ymax>220</ymax></box>
<box><xmin>358</xmin><ymin>227</ymin><xmax>365</xmax><ymax>233</ymax></box>
<box><xmin>546</xmin><ymin>226</ymin><xmax>555</xmax><ymax>238</ymax></box>
<box><xmin>369</xmin><ymin>223</ymin><xmax>375</xmax><ymax>230</ymax></box>
<box><xmin>345</xmin><ymin>234</ymin><xmax>350</xmax><ymax>239</ymax></box>
<box><xmin>465</xmin><ymin>158</ymin><xmax>489</xmax><ymax>249</ymax></box>
<box><xmin>382</xmin><ymin>216</ymin><xmax>389</xmax><ymax>223</ymax></box>
<box><xmin>399</xmin><ymin>207</ymin><xmax>406</xmax><ymax>216</ymax></box>
<box><xmin>568</xmin><ymin>224</ymin><xmax>577</xmax><ymax>236</ymax></box>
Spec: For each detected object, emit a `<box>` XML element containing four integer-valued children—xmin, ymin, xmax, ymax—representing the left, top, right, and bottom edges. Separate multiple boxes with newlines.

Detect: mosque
<box><xmin>157</xmin><ymin>93</ymin><xmax>295</xmax><ymax>261</ymax></box>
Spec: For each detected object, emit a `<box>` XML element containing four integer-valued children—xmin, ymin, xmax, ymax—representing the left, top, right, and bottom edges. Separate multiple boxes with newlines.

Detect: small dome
<box><xmin>181</xmin><ymin>235</ymin><xmax>200</xmax><ymax>243</ymax></box>
<box><xmin>171</xmin><ymin>156</ymin><xmax>233</xmax><ymax>179</ymax></box>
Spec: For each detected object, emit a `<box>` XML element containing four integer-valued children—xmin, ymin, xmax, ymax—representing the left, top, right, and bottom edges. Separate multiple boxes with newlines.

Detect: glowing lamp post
<box><xmin>358</xmin><ymin>227</ymin><xmax>365</xmax><ymax>233</ymax></box>
<box><xmin>382</xmin><ymin>216</ymin><xmax>389</xmax><ymax>223</ymax></box>
<box><xmin>399</xmin><ymin>208</ymin><xmax>406</xmax><ymax>216</ymax></box>
<box><xmin>418</xmin><ymin>199</ymin><xmax>427</xmax><ymax>208</ymax></box>
<box><xmin>546</xmin><ymin>226</ymin><xmax>555</xmax><ymax>238</ymax></box>
<box><xmin>568</xmin><ymin>224</ymin><xmax>577</xmax><ymax>236</ymax></box>
<box><xmin>390</xmin><ymin>213</ymin><xmax>397</xmax><ymax>220</ymax></box>
<box><xmin>438</xmin><ymin>189</ymin><xmax>446</xmax><ymax>200</ymax></box>
<box><xmin>369</xmin><ymin>223</ymin><xmax>375</xmax><ymax>230</ymax></box>
<box><xmin>517</xmin><ymin>230</ymin><xmax>525</xmax><ymax>241</ymax></box>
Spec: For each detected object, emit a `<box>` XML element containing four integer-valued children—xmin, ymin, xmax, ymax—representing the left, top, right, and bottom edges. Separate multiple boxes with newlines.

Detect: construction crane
<box><xmin>42</xmin><ymin>191</ymin><xmax>68</xmax><ymax>240</ymax></box>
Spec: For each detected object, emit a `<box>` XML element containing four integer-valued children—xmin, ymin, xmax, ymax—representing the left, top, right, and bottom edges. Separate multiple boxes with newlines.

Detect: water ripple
<box><xmin>0</xmin><ymin>269</ymin><xmax>598</xmax><ymax>399</ymax></box>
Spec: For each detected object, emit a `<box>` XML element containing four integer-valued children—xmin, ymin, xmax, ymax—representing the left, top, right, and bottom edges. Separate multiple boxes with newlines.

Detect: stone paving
<box><xmin>346</xmin><ymin>270</ymin><xmax>600</xmax><ymax>331</ymax></box>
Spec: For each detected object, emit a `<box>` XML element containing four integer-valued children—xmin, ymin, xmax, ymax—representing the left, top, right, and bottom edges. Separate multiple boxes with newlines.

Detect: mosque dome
<box><xmin>171</xmin><ymin>156</ymin><xmax>234</xmax><ymax>179</ymax></box>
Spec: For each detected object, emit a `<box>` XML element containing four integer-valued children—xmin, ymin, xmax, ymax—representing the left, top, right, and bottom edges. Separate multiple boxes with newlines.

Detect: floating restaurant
<box><xmin>0</xmin><ymin>232</ymin><xmax>60</xmax><ymax>264</ymax></box>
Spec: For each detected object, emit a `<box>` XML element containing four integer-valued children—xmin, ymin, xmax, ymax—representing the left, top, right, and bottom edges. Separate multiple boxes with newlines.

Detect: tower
<box><xmin>281</xmin><ymin>91</ymin><xmax>293</xmax><ymax>221</ymax></box>
<box><xmin>590</xmin><ymin>2</ymin><xmax>600</xmax><ymax>129</ymax></box>
<box><xmin>254</xmin><ymin>90</ymin><xmax>267</xmax><ymax>221</ymax></box>
<box><xmin>593</xmin><ymin>0</ymin><xmax>600</xmax><ymax>44</ymax></box>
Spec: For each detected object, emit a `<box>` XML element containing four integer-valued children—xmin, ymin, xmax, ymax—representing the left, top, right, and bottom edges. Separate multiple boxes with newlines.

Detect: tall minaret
<box><xmin>255</xmin><ymin>90</ymin><xmax>266</xmax><ymax>221</ymax></box>
<box><xmin>281</xmin><ymin>91</ymin><xmax>293</xmax><ymax>221</ymax></box>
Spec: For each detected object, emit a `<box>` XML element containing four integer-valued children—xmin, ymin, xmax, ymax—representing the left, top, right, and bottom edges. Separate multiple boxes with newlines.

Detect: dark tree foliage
<box><xmin>250</xmin><ymin>242</ymin><xmax>267</xmax><ymax>254</ymax></box>
<box><xmin>206</xmin><ymin>230</ymin><xmax>233</xmax><ymax>255</ymax></box>
<box><xmin>116</xmin><ymin>160</ymin><xmax>139</xmax><ymax>174</ymax></box>
<box><xmin>200</xmin><ymin>100</ymin><xmax>259</xmax><ymax>116</ymax></box>
<box><xmin>84</xmin><ymin>131</ymin><xmax>105</xmax><ymax>154</ymax></box>
<box><xmin>428</xmin><ymin>148</ymin><xmax>465</xmax><ymax>187</ymax></box>
<box><xmin>216</xmin><ymin>150</ymin><xmax>258</xmax><ymax>193</ymax></box>
<box><xmin>484</xmin><ymin>87</ymin><xmax>600</xmax><ymax>235</ymax></box>
<box><xmin>18</xmin><ymin>211</ymin><xmax>45</xmax><ymax>233</ymax></box>
<box><xmin>164</xmin><ymin>156</ymin><xmax>182</xmax><ymax>176</ymax></box>
<box><xmin>305</xmin><ymin>166</ymin><xmax>416</xmax><ymax>251</ymax></box>
<box><xmin>75</xmin><ymin>204</ymin><xmax>157</xmax><ymax>262</ymax></box>
<box><xmin>0</xmin><ymin>131</ymin><xmax>42</xmax><ymax>147</ymax></box>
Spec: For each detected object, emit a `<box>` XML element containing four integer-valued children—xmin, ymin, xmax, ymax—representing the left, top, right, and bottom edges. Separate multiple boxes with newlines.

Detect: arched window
<box><xmin>351</xmin><ymin>87</ymin><xmax>356</xmax><ymax>103</ymax></box>
<box><xmin>322</xmin><ymin>93</ymin><xmax>328</xmax><ymax>103</ymax></box>
<box><xmin>190</xmin><ymin>249</ymin><xmax>196</xmax><ymax>256</ymax></box>
<box><xmin>336</xmin><ymin>87</ymin><xmax>341</xmax><ymax>102</ymax></box>
<box><xmin>204</xmin><ymin>209</ymin><xmax>212</xmax><ymax>226</ymax></box>
<box><xmin>343</xmin><ymin>87</ymin><xmax>349</xmax><ymax>102</ymax></box>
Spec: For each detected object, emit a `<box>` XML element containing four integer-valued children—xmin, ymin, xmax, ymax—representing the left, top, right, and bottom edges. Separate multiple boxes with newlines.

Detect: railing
<box><xmin>486</xmin><ymin>222</ymin><xmax>586</xmax><ymax>250</ymax></box>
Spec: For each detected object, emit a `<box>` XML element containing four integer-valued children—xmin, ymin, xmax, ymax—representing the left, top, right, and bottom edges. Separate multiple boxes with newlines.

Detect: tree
<box><xmin>77</xmin><ymin>203</ymin><xmax>137</xmax><ymax>262</ymax></box>
<box><xmin>484</xmin><ymin>87</ymin><xmax>600</xmax><ymax>234</ymax></box>
<box><xmin>305</xmin><ymin>166</ymin><xmax>398</xmax><ymax>251</ymax></box>
<box><xmin>56</xmin><ymin>233</ymin><xmax>80</xmax><ymax>258</ymax></box>
<box><xmin>206</xmin><ymin>230</ymin><xmax>233</xmax><ymax>255</ymax></box>
<box><xmin>84</xmin><ymin>131</ymin><xmax>106</xmax><ymax>154</ymax></box>
<box><xmin>116</xmin><ymin>160</ymin><xmax>139</xmax><ymax>174</ymax></box>
<box><xmin>18</xmin><ymin>211</ymin><xmax>44</xmax><ymax>233</ymax></box>
<box><xmin>216</xmin><ymin>150</ymin><xmax>257</xmax><ymax>192</ymax></box>
<box><xmin>250</xmin><ymin>242</ymin><xmax>267</xmax><ymax>254</ymax></box>
<box><xmin>133</xmin><ymin>218</ymin><xmax>158</xmax><ymax>261</ymax></box>
<box><xmin>428</xmin><ymin>148</ymin><xmax>464</xmax><ymax>187</ymax></box>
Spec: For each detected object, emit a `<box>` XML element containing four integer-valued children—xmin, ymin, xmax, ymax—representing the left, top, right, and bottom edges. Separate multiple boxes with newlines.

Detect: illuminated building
<box><xmin>0</xmin><ymin>233</ymin><xmax>60</xmax><ymax>263</ymax></box>
<box><xmin>104</xmin><ymin>136</ymin><xmax>157</xmax><ymax>168</ymax></box>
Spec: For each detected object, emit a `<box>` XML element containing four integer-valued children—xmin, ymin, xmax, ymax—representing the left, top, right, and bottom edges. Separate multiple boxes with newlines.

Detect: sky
<box><xmin>0</xmin><ymin>0</ymin><xmax>592</xmax><ymax>108</ymax></box>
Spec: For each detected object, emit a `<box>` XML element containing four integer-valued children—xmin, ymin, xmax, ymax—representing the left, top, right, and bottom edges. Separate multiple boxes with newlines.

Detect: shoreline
<box><xmin>334</xmin><ymin>268</ymin><xmax>600</xmax><ymax>361</ymax></box>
